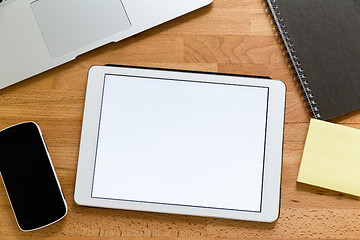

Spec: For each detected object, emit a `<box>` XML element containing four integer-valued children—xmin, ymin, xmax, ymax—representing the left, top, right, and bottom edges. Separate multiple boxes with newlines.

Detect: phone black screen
<box><xmin>0</xmin><ymin>122</ymin><xmax>67</xmax><ymax>231</ymax></box>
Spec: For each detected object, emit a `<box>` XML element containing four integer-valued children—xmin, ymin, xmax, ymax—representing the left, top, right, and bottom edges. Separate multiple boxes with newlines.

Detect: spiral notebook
<box><xmin>265</xmin><ymin>0</ymin><xmax>360</xmax><ymax>120</ymax></box>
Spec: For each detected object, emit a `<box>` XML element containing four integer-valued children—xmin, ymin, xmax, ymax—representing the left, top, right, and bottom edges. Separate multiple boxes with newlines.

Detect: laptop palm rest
<box><xmin>31</xmin><ymin>0</ymin><xmax>131</xmax><ymax>58</ymax></box>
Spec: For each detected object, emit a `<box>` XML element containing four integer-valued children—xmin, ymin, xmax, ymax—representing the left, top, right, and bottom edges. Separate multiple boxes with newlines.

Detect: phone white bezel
<box><xmin>74</xmin><ymin>65</ymin><xmax>285</xmax><ymax>222</ymax></box>
<box><xmin>0</xmin><ymin>122</ymin><xmax>68</xmax><ymax>231</ymax></box>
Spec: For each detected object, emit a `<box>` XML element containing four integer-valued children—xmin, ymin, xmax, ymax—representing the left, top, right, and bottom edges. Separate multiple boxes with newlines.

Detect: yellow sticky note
<box><xmin>297</xmin><ymin>118</ymin><xmax>360</xmax><ymax>196</ymax></box>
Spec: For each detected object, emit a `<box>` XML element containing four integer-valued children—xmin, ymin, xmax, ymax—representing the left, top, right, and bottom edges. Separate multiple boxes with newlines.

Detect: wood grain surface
<box><xmin>1</xmin><ymin>0</ymin><xmax>359</xmax><ymax>239</ymax></box>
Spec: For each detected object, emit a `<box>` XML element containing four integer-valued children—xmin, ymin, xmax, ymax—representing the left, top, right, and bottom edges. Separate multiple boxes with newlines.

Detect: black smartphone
<box><xmin>0</xmin><ymin>122</ymin><xmax>67</xmax><ymax>231</ymax></box>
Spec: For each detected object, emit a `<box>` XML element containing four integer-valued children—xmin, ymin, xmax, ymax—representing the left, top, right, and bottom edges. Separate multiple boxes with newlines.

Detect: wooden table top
<box><xmin>1</xmin><ymin>0</ymin><xmax>359</xmax><ymax>239</ymax></box>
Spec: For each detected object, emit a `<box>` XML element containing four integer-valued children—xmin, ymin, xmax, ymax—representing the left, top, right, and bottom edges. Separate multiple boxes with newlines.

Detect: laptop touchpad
<box><xmin>31</xmin><ymin>0</ymin><xmax>131</xmax><ymax>58</ymax></box>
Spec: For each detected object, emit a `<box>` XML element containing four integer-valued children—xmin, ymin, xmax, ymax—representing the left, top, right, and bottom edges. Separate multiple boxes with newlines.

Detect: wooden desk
<box><xmin>1</xmin><ymin>0</ymin><xmax>359</xmax><ymax>238</ymax></box>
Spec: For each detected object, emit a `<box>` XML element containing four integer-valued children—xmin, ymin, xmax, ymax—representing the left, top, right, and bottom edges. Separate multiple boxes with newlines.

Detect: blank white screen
<box><xmin>92</xmin><ymin>74</ymin><xmax>269</xmax><ymax>212</ymax></box>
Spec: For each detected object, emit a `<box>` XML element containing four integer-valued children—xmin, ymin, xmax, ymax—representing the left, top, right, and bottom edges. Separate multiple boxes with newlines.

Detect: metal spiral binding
<box><xmin>265</xmin><ymin>0</ymin><xmax>321</xmax><ymax>118</ymax></box>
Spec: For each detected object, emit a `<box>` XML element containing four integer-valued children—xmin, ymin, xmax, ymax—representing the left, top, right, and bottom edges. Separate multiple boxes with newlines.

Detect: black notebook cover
<box><xmin>266</xmin><ymin>0</ymin><xmax>360</xmax><ymax>120</ymax></box>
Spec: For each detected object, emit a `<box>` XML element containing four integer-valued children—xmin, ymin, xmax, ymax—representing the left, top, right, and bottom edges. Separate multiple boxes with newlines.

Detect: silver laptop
<box><xmin>0</xmin><ymin>0</ymin><xmax>212</xmax><ymax>89</ymax></box>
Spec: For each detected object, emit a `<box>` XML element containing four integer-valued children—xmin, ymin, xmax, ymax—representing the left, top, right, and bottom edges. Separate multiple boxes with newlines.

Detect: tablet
<box><xmin>74</xmin><ymin>65</ymin><xmax>286</xmax><ymax>222</ymax></box>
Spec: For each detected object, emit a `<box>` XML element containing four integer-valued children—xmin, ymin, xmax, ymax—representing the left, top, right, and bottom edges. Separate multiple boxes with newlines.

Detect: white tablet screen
<box><xmin>91</xmin><ymin>74</ymin><xmax>269</xmax><ymax>212</ymax></box>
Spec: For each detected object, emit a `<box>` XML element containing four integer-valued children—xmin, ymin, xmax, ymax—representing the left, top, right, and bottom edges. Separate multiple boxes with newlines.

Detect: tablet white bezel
<box><xmin>74</xmin><ymin>65</ymin><xmax>285</xmax><ymax>222</ymax></box>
